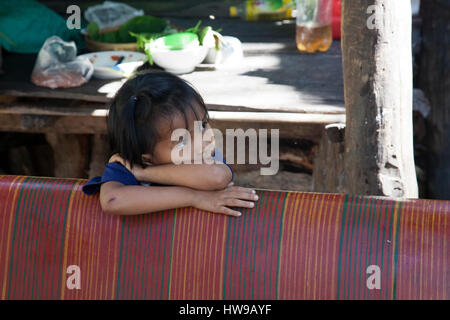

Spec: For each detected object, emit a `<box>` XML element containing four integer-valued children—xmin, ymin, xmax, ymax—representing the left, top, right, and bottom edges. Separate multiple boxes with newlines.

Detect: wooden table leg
<box><xmin>45</xmin><ymin>133</ymin><xmax>90</xmax><ymax>178</ymax></box>
<box><xmin>88</xmin><ymin>134</ymin><xmax>110</xmax><ymax>179</ymax></box>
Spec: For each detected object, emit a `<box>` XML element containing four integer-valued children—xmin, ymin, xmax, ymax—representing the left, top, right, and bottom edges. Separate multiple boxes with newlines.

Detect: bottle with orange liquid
<box><xmin>296</xmin><ymin>0</ymin><xmax>333</xmax><ymax>53</ymax></box>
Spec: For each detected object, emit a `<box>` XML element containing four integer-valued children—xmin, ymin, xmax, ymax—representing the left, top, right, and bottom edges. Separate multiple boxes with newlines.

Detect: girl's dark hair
<box><xmin>107</xmin><ymin>70</ymin><xmax>208</xmax><ymax>169</ymax></box>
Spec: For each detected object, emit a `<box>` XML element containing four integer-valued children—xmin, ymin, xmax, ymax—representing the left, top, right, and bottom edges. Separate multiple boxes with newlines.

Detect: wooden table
<box><xmin>0</xmin><ymin>18</ymin><xmax>345</xmax><ymax>178</ymax></box>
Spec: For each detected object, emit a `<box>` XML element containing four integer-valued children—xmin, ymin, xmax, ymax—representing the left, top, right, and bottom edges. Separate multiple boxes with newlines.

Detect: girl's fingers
<box><xmin>227</xmin><ymin>192</ymin><xmax>259</xmax><ymax>201</ymax></box>
<box><xmin>228</xmin><ymin>186</ymin><xmax>256</xmax><ymax>195</ymax></box>
<box><xmin>108</xmin><ymin>154</ymin><xmax>120</xmax><ymax>163</ymax></box>
<box><xmin>219</xmin><ymin>206</ymin><xmax>241</xmax><ymax>217</ymax></box>
<box><xmin>225</xmin><ymin>198</ymin><xmax>255</xmax><ymax>209</ymax></box>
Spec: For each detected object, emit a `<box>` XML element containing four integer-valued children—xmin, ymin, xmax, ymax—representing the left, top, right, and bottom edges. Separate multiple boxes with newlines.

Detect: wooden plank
<box><xmin>0</xmin><ymin>97</ymin><xmax>344</xmax><ymax>140</ymax></box>
<box><xmin>88</xmin><ymin>134</ymin><xmax>110</xmax><ymax>178</ymax></box>
<box><xmin>40</xmin><ymin>0</ymin><xmax>233</xmax><ymax>18</ymax></box>
<box><xmin>0</xmin><ymin>112</ymin><xmax>328</xmax><ymax>140</ymax></box>
<box><xmin>0</xmin><ymin>16</ymin><xmax>345</xmax><ymax>115</ymax></box>
<box><xmin>312</xmin><ymin>125</ymin><xmax>346</xmax><ymax>193</ymax></box>
<box><xmin>208</xmin><ymin>111</ymin><xmax>345</xmax><ymax>123</ymax></box>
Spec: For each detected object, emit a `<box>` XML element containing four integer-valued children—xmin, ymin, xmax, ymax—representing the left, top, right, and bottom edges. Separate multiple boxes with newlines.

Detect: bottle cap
<box><xmin>229</xmin><ymin>6</ymin><xmax>237</xmax><ymax>17</ymax></box>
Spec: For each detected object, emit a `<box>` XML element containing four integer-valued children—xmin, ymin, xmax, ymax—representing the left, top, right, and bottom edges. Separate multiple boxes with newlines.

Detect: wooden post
<box><xmin>342</xmin><ymin>0</ymin><xmax>418</xmax><ymax>198</ymax></box>
<box><xmin>45</xmin><ymin>133</ymin><xmax>90</xmax><ymax>178</ymax></box>
<box><xmin>88</xmin><ymin>134</ymin><xmax>110</xmax><ymax>179</ymax></box>
<box><xmin>312</xmin><ymin>124</ymin><xmax>346</xmax><ymax>193</ymax></box>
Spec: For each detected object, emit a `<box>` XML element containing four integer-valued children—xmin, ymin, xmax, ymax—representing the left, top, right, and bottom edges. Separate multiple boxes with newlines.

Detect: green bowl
<box><xmin>152</xmin><ymin>32</ymin><xmax>199</xmax><ymax>50</ymax></box>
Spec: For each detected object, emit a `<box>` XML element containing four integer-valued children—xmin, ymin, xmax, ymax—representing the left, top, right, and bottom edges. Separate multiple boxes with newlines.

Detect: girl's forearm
<box><xmin>104</xmin><ymin>185</ymin><xmax>197</xmax><ymax>215</ymax></box>
<box><xmin>139</xmin><ymin>163</ymin><xmax>232</xmax><ymax>190</ymax></box>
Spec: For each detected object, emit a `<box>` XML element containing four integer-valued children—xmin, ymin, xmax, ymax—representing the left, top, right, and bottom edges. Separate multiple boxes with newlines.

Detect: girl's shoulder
<box><xmin>82</xmin><ymin>161</ymin><xmax>140</xmax><ymax>195</ymax></box>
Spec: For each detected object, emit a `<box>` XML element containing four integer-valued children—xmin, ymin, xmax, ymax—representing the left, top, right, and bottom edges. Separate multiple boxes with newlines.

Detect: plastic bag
<box><xmin>0</xmin><ymin>0</ymin><xmax>85</xmax><ymax>54</ymax></box>
<box><xmin>84</xmin><ymin>1</ymin><xmax>144</xmax><ymax>30</ymax></box>
<box><xmin>31</xmin><ymin>36</ymin><xmax>94</xmax><ymax>89</ymax></box>
<box><xmin>204</xmin><ymin>36</ymin><xmax>244</xmax><ymax>68</ymax></box>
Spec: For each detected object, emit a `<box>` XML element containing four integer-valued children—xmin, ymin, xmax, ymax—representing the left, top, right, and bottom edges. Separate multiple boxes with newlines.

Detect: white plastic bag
<box><xmin>204</xmin><ymin>36</ymin><xmax>244</xmax><ymax>68</ymax></box>
<box><xmin>84</xmin><ymin>1</ymin><xmax>144</xmax><ymax>30</ymax></box>
<box><xmin>31</xmin><ymin>36</ymin><xmax>93</xmax><ymax>89</ymax></box>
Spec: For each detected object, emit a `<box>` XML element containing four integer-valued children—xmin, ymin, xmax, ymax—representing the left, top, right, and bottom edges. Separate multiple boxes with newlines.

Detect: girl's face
<box><xmin>142</xmin><ymin>106</ymin><xmax>214</xmax><ymax>165</ymax></box>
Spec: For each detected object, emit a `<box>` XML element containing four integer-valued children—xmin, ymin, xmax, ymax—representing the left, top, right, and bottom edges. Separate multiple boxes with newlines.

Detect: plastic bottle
<box><xmin>331</xmin><ymin>0</ymin><xmax>341</xmax><ymax>39</ymax></box>
<box><xmin>296</xmin><ymin>0</ymin><xmax>333</xmax><ymax>53</ymax></box>
<box><xmin>229</xmin><ymin>0</ymin><xmax>294</xmax><ymax>21</ymax></box>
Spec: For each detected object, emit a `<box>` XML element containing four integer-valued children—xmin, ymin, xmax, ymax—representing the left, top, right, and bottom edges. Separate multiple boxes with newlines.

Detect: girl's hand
<box><xmin>108</xmin><ymin>153</ymin><xmax>148</xmax><ymax>181</ymax></box>
<box><xmin>192</xmin><ymin>183</ymin><xmax>259</xmax><ymax>217</ymax></box>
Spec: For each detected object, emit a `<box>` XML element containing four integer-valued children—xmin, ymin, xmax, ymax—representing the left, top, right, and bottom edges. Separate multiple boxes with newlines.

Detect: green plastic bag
<box><xmin>0</xmin><ymin>0</ymin><xmax>85</xmax><ymax>53</ymax></box>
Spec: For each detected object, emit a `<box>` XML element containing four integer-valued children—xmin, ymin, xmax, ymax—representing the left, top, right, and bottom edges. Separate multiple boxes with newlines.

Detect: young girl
<box><xmin>82</xmin><ymin>70</ymin><xmax>258</xmax><ymax>217</ymax></box>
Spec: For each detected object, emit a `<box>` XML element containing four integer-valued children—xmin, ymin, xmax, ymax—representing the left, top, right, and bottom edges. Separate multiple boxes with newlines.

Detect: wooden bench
<box><xmin>0</xmin><ymin>174</ymin><xmax>448</xmax><ymax>299</ymax></box>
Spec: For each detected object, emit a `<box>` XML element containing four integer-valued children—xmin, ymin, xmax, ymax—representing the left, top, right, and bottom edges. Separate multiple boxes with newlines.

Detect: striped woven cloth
<box><xmin>0</xmin><ymin>175</ymin><xmax>448</xmax><ymax>300</ymax></box>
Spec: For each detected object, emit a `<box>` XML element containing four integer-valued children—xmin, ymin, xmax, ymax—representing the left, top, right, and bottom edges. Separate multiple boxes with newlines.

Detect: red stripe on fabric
<box><xmin>63</xmin><ymin>182</ymin><xmax>82</xmax><ymax>300</ymax></box>
<box><xmin>9</xmin><ymin>177</ymin><xmax>32</xmax><ymax>298</ymax></box>
<box><xmin>265</xmin><ymin>191</ymin><xmax>283</xmax><ymax>299</ymax></box>
<box><xmin>281</xmin><ymin>192</ymin><xmax>300</xmax><ymax>299</ymax></box>
<box><xmin>64</xmin><ymin>182</ymin><xmax>84</xmax><ymax>300</ymax></box>
<box><xmin>0</xmin><ymin>176</ymin><xmax>26</xmax><ymax>299</ymax></box>
<box><xmin>201</xmin><ymin>211</ymin><xmax>211</xmax><ymax>299</ymax></box>
<box><xmin>266</xmin><ymin>192</ymin><xmax>281</xmax><ymax>299</ymax></box>
<box><xmin>23</xmin><ymin>178</ymin><xmax>45</xmax><ymax>298</ymax></box>
<box><xmin>170</xmin><ymin>208</ymin><xmax>183</xmax><ymax>299</ymax></box>
<box><xmin>17</xmin><ymin>177</ymin><xmax>49</xmax><ymax>299</ymax></box>
<box><xmin>140</xmin><ymin>213</ymin><xmax>151</xmax><ymax>299</ymax></box>
<box><xmin>290</xmin><ymin>193</ymin><xmax>304</xmax><ymax>299</ymax></box>
<box><xmin>318</xmin><ymin>193</ymin><xmax>332</xmax><ymax>299</ymax></box>
<box><xmin>352</xmin><ymin>194</ymin><xmax>363</xmax><ymax>300</ymax></box>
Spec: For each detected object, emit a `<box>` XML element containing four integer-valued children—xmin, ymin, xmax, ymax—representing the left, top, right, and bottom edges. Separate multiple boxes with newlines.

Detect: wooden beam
<box><xmin>342</xmin><ymin>0</ymin><xmax>418</xmax><ymax>198</ymax></box>
<box><xmin>0</xmin><ymin>98</ymin><xmax>345</xmax><ymax>140</ymax></box>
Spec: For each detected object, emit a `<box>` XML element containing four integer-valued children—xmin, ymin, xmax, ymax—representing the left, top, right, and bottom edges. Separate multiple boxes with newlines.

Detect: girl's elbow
<box><xmin>210</xmin><ymin>165</ymin><xmax>232</xmax><ymax>189</ymax></box>
<box><xmin>100</xmin><ymin>194</ymin><xmax>121</xmax><ymax>215</ymax></box>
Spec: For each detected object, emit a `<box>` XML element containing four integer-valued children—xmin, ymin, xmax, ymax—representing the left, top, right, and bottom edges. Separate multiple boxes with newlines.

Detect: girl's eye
<box><xmin>177</xmin><ymin>139</ymin><xmax>186</xmax><ymax>148</ymax></box>
<box><xmin>201</xmin><ymin>121</ymin><xmax>208</xmax><ymax>131</ymax></box>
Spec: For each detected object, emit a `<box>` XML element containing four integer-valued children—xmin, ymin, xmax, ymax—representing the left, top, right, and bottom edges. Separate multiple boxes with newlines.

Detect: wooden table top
<box><xmin>0</xmin><ymin>18</ymin><xmax>345</xmax><ymax>115</ymax></box>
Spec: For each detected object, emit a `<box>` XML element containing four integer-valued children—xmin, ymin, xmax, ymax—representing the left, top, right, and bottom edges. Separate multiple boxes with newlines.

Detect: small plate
<box><xmin>78</xmin><ymin>51</ymin><xmax>147</xmax><ymax>79</ymax></box>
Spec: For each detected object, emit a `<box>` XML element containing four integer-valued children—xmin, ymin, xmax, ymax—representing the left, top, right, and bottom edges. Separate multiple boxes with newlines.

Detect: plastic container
<box><xmin>332</xmin><ymin>0</ymin><xmax>341</xmax><ymax>39</ymax></box>
<box><xmin>31</xmin><ymin>36</ymin><xmax>93</xmax><ymax>88</ymax></box>
<box><xmin>296</xmin><ymin>0</ymin><xmax>333</xmax><ymax>53</ymax></box>
<box><xmin>84</xmin><ymin>1</ymin><xmax>144</xmax><ymax>30</ymax></box>
<box><xmin>229</xmin><ymin>0</ymin><xmax>293</xmax><ymax>21</ymax></box>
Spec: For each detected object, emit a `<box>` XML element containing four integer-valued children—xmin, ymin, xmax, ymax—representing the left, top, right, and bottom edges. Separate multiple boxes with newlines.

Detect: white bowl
<box><xmin>149</xmin><ymin>45</ymin><xmax>208</xmax><ymax>74</ymax></box>
<box><xmin>77</xmin><ymin>51</ymin><xmax>147</xmax><ymax>79</ymax></box>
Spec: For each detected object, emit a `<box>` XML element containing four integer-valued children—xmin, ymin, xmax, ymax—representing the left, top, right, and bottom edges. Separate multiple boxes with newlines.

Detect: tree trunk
<box><xmin>419</xmin><ymin>0</ymin><xmax>450</xmax><ymax>200</ymax></box>
<box><xmin>342</xmin><ymin>0</ymin><xmax>418</xmax><ymax>198</ymax></box>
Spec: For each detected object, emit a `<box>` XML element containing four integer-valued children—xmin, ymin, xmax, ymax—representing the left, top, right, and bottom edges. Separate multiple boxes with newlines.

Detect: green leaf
<box><xmin>185</xmin><ymin>20</ymin><xmax>202</xmax><ymax>33</ymax></box>
<box><xmin>87</xmin><ymin>22</ymin><xmax>100</xmax><ymax>41</ymax></box>
<box><xmin>118</xmin><ymin>15</ymin><xmax>168</xmax><ymax>43</ymax></box>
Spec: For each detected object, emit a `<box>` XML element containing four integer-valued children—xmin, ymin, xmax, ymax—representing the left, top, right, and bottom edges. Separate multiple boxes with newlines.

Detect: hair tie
<box><xmin>123</xmin><ymin>95</ymin><xmax>138</xmax><ymax>117</ymax></box>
